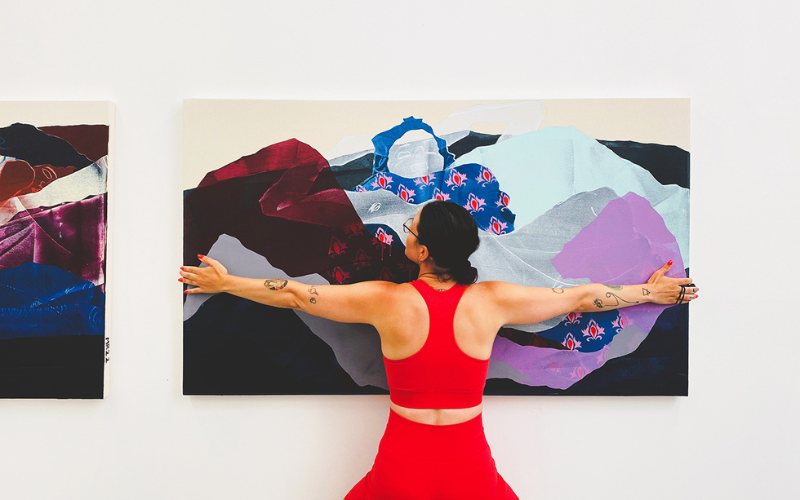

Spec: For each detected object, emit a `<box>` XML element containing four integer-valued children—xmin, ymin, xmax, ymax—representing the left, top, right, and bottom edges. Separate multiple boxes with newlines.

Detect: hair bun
<box><xmin>416</xmin><ymin>201</ymin><xmax>480</xmax><ymax>285</ymax></box>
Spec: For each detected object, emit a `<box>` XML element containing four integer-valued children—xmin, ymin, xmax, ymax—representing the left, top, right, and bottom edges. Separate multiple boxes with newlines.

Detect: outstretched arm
<box><xmin>489</xmin><ymin>261</ymin><xmax>698</xmax><ymax>326</ymax></box>
<box><xmin>180</xmin><ymin>255</ymin><xmax>395</xmax><ymax>325</ymax></box>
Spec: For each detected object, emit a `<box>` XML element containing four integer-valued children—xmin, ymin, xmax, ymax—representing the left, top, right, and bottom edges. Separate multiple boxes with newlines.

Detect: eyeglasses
<box><xmin>402</xmin><ymin>217</ymin><xmax>420</xmax><ymax>240</ymax></box>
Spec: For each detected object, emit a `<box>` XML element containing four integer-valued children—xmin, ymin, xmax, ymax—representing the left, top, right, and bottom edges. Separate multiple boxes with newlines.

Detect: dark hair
<box><xmin>416</xmin><ymin>201</ymin><xmax>480</xmax><ymax>285</ymax></box>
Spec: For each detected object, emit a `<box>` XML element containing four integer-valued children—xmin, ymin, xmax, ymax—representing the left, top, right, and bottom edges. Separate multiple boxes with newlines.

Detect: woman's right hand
<box><xmin>645</xmin><ymin>260</ymin><xmax>699</xmax><ymax>305</ymax></box>
<box><xmin>179</xmin><ymin>254</ymin><xmax>230</xmax><ymax>294</ymax></box>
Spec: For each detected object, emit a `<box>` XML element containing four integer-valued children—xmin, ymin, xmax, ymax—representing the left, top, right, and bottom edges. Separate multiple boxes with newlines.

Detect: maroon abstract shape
<box><xmin>185</xmin><ymin>139</ymin><xmax>416</xmax><ymax>283</ymax></box>
<box><xmin>0</xmin><ymin>160</ymin><xmax>76</xmax><ymax>203</ymax></box>
<box><xmin>497</xmin><ymin>327</ymin><xmax>568</xmax><ymax>350</ymax></box>
<box><xmin>0</xmin><ymin>194</ymin><xmax>107</xmax><ymax>285</ymax></box>
<box><xmin>39</xmin><ymin>125</ymin><xmax>109</xmax><ymax>163</ymax></box>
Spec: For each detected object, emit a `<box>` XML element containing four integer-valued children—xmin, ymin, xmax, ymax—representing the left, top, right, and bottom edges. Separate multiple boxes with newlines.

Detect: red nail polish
<box><xmin>180</xmin><ymin>266</ymin><xmax>185</xmax><ymax>270</ymax></box>
<box><xmin>198</xmin><ymin>254</ymin><xmax>205</xmax><ymax>260</ymax></box>
<box><xmin>183</xmin><ymin>291</ymin><xmax>188</xmax><ymax>294</ymax></box>
<box><xmin>178</xmin><ymin>278</ymin><xmax>183</xmax><ymax>282</ymax></box>
<box><xmin>667</xmin><ymin>260</ymin><xmax>673</xmax><ymax>266</ymax></box>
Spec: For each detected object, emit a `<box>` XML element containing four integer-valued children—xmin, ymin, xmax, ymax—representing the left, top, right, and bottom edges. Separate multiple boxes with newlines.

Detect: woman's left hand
<box><xmin>645</xmin><ymin>260</ymin><xmax>699</xmax><ymax>305</ymax></box>
<box><xmin>179</xmin><ymin>254</ymin><xmax>230</xmax><ymax>294</ymax></box>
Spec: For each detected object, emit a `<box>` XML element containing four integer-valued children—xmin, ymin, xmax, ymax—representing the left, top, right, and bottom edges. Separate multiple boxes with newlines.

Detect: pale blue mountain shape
<box><xmin>452</xmin><ymin>126</ymin><xmax>690</xmax><ymax>267</ymax></box>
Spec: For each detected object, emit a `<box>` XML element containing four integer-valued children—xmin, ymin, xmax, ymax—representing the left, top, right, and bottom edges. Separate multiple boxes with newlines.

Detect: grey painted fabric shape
<box><xmin>183</xmin><ymin>234</ymin><xmax>388</xmax><ymax>389</ymax></box>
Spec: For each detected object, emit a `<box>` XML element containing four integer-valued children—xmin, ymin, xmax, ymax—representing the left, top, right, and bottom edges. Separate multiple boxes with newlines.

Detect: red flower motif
<box><xmin>476</xmin><ymin>167</ymin><xmax>495</xmax><ymax>185</ymax></box>
<box><xmin>328</xmin><ymin>237</ymin><xmax>347</xmax><ymax>256</ymax></box>
<box><xmin>564</xmin><ymin>312</ymin><xmax>582</xmax><ymax>325</ymax></box>
<box><xmin>496</xmin><ymin>191</ymin><xmax>510</xmax><ymax>207</ymax></box>
<box><xmin>352</xmin><ymin>249</ymin><xmax>371</xmax><ymax>270</ymax></box>
<box><xmin>374</xmin><ymin>227</ymin><xmax>393</xmax><ymax>246</ymax></box>
<box><xmin>371</xmin><ymin>173</ymin><xmax>393</xmax><ymax>190</ymax></box>
<box><xmin>445</xmin><ymin>170</ymin><xmax>465</xmax><ymax>187</ymax></box>
<box><xmin>433</xmin><ymin>188</ymin><xmax>450</xmax><ymax>201</ymax></box>
<box><xmin>562</xmin><ymin>332</ymin><xmax>581</xmax><ymax>350</ymax></box>
<box><xmin>488</xmin><ymin>216</ymin><xmax>508</xmax><ymax>235</ymax></box>
<box><xmin>463</xmin><ymin>193</ymin><xmax>486</xmax><ymax>213</ymax></box>
<box><xmin>570</xmin><ymin>366</ymin><xmax>587</xmax><ymax>379</ymax></box>
<box><xmin>331</xmin><ymin>266</ymin><xmax>351</xmax><ymax>284</ymax></box>
<box><xmin>397</xmin><ymin>185</ymin><xmax>414</xmax><ymax>203</ymax></box>
<box><xmin>581</xmin><ymin>319</ymin><xmax>605</xmax><ymax>341</ymax></box>
<box><xmin>414</xmin><ymin>175</ymin><xmax>434</xmax><ymax>187</ymax></box>
<box><xmin>342</xmin><ymin>224</ymin><xmax>364</xmax><ymax>237</ymax></box>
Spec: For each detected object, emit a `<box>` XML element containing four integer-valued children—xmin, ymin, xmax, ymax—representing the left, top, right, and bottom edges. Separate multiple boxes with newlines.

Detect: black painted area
<box><xmin>0</xmin><ymin>123</ymin><xmax>94</xmax><ymax>169</ymax></box>
<box><xmin>330</xmin><ymin>153</ymin><xmax>374</xmax><ymax>191</ymax></box>
<box><xmin>183</xmin><ymin>293</ymin><xmax>387</xmax><ymax>395</ymax></box>
<box><xmin>447</xmin><ymin>132</ymin><xmax>500</xmax><ymax>159</ymax></box>
<box><xmin>599</xmin><ymin>140</ymin><xmax>690</xmax><ymax>189</ymax></box>
<box><xmin>0</xmin><ymin>336</ymin><xmax>104</xmax><ymax>399</ymax></box>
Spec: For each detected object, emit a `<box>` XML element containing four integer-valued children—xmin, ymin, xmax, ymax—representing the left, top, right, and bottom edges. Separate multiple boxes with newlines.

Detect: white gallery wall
<box><xmin>2</xmin><ymin>1</ymin><xmax>798</xmax><ymax>499</ymax></box>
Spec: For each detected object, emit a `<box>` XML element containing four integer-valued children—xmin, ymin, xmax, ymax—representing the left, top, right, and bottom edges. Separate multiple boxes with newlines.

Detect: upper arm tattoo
<box><xmin>264</xmin><ymin>279</ymin><xmax>288</xmax><ymax>290</ymax></box>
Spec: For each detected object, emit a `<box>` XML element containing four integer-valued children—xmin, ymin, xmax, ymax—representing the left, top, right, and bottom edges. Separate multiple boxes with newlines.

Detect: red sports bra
<box><xmin>383</xmin><ymin>280</ymin><xmax>490</xmax><ymax>409</ymax></box>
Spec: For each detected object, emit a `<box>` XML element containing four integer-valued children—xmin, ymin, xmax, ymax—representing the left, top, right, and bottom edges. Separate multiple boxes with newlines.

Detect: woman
<box><xmin>180</xmin><ymin>200</ymin><xmax>698</xmax><ymax>499</ymax></box>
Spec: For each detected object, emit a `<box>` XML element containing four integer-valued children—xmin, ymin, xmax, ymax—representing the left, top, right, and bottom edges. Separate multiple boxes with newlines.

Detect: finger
<box><xmin>198</xmin><ymin>254</ymin><xmax>220</xmax><ymax>267</ymax></box>
<box><xmin>180</xmin><ymin>267</ymin><xmax>204</xmax><ymax>280</ymax></box>
<box><xmin>184</xmin><ymin>286</ymin><xmax>203</xmax><ymax>294</ymax></box>
<box><xmin>679</xmin><ymin>278</ymin><xmax>693</xmax><ymax>286</ymax></box>
<box><xmin>179</xmin><ymin>268</ymin><xmax>199</xmax><ymax>278</ymax></box>
<box><xmin>648</xmin><ymin>260</ymin><xmax>674</xmax><ymax>283</ymax></box>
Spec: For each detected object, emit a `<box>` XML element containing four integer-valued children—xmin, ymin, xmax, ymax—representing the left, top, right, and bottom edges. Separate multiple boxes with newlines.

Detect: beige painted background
<box><xmin>184</xmin><ymin>99</ymin><xmax>688</xmax><ymax>189</ymax></box>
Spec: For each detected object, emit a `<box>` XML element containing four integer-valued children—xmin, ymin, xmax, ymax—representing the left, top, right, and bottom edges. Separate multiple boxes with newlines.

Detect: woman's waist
<box><xmin>390</xmin><ymin>401</ymin><xmax>483</xmax><ymax>426</ymax></box>
<box><xmin>379</xmin><ymin>406</ymin><xmax>490</xmax><ymax>459</ymax></box>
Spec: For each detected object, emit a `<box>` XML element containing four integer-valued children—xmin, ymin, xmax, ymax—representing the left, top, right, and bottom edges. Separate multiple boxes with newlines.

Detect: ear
<box><xmin>418</xmin><ymin>244</ymin><xmax>429</xmax><ymax>264</ymax></box>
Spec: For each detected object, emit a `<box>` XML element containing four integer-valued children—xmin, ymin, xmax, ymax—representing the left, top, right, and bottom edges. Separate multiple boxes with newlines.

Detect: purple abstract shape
<box><xmin>491</xmin><ymin>336</ymin><xmax>610</xmax><ymax>390</ymax></box>
<box><xmin>551</xmin><ymin>192</ymin><xmax>684</xmax><ymax>333</ymax></box>
<box><xmin>0</xmin><ymin>194</ymin><xmax>106</xmax><ymax>285</ymax></box>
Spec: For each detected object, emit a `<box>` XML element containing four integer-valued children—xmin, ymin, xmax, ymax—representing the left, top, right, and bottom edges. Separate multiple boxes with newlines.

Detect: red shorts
<box><xmin>345</xmin><ymin>410</ymin><xmax>519</xmax><ymax>500</ymax></box>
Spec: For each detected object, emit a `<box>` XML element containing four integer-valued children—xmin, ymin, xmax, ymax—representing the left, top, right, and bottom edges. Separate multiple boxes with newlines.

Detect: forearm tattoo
<box><xmin>308</xmin><ymin>286</ymin><xmax>318</xmax><ymax>304</ymax></box>
<box><xmin>551</xmin><ymin>288</ymin><xmax>565</xmax><ymax>294</ymax></box>
<box><xmin>603</xmin><ymin>284</ymin><xmax>623</xmax><ymax>290</ymax></box>
<box><xmin>594</xmin><ymin>291</ymin><xmax>640</xmax><ymax>309</ymax></box>
<box><xmin>264</xmin><ymin>279</ymin><xmax>288</xmax><ymax>290</ymax></box>
<box><xmin>642</xmin><ymin>288</ymin><xmax>651</xmax><ymax>296</ymax></box>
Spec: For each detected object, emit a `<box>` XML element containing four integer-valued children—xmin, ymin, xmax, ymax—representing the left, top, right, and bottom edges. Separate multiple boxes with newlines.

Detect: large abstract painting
<box><xmin>0</xmin><ymin>102</ymin><xmax>112</xmax><ymax>398</ymax></box>
<box><xmin>183</xmin><ymin>99</ymin><xmax>690</xmax><ymax>396</ymax></box>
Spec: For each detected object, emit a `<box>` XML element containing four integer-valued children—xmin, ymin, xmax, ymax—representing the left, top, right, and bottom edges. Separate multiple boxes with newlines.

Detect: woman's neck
<box><xmin>416</xmin><ymin>267</ymin><xmax>456</xmax><ymax>290</ymax></box>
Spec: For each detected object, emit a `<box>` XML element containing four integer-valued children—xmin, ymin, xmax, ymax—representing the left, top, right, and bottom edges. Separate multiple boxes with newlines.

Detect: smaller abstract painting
<box><xmin>0</xmin><ymin>102</ymin><xmax>112</xmax><ymax>399</ymax></box>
